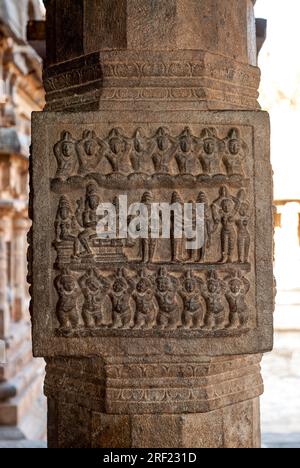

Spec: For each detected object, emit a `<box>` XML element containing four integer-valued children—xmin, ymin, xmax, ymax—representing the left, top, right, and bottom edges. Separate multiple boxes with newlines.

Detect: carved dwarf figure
<box><xmin>236</xmin><ymin>190</ymin><xmax>251</xmax><ymax>263</ymax></box>
<box><xmin>155</xmin><ymin>267</ymin><xmax>179</xmax><ymax>330</ymax></box>
<box><xmin>170</xmin><ymin>191</ymin><xmax>184</xmax><ymax>262</ymax></box>
<box><xmin>212</xmin><ymin>186</ymin><xmax>241</xmax><ymax>263</ymax></box>
<box><xmin>175</xmin><ymin>127</ymin><xmax>194</xmax><ymax>174</ymax></box>
<box><xmin>54</xmin><ymin>269</ymin><xmax>80</xmax><ymax>329</ymax></box>
<box><xmin>109</xmin><ymin>268</ymin><xmax>134</xmax><ymax>329</ymax></box>
<box><xmin>222</xmin><ymin>128</ymin><xmax>248</xmax><ymax>175</ymax></box>
<box><xmin>104</xmin><ymin>128</ymin><xmax>130</xmax><ymax>173</ymax></box>
<box><xmin>54</xmin><ymin>196</ymin><xmax>80</xmax><ymax>257</ymax></box>
<box><xmin>225</xmin><ymin>271</ymin><xmax>250</xmax><ymax>329</ymax></box>
<box><xmin>195</xmin><ymin>191</ymin><xmax>214</xmax><ymax>263</ymax></box>
<box><xmin>200</xmin><ymin>271</ymin><xmax>226</xmax><ymax>330</ymax></box>
<box><xmin>131</xmin><ymin>269</ymin><xmax>156</xmax><ymax>329</ymax></box>
<box><xmin>53</xmin><ymin>131</ymin><xmax>77</xmax><ymax>178</ymax></box>
<box><xmin>76</xmin><ymin>183</ymin><xmax>100</xmax><ymax>256</ymax></box>
<box><xmin>75</xmin><ymin>130</ymin><xmax>104</xmax><ymax>175</ymax></box>
<box><xmin>198</xmin><ymin>127</ymin><xmax>221</xmax><ymax>175</ymax></box>
<box><xmin>130</xmin><ymin>128</ymin><xmax>149</xmax><ymax>173</ymax></box>
<box><xmin>179</xmin><ymin>271</ymin><xmax>204</xmax><ymax>329</ymax></box>
<box><xmin>79</xmin><ymin>268</ymin><xmax>110</xmax><ymax>328</ymax></box>
<box><xmin>152</xmin><ymin>127</ymin><xmax>176</xmax><ymax>174</ymax></box>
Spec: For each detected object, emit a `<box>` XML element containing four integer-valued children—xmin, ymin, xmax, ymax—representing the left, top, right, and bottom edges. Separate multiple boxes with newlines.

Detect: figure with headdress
<box><xmin>235</xmin><ymin>190</ymin><xmax>251</xmax><ymax>263</ymax></box>
<box><xmin>109</xmin><ymin>268</ymin><xmax>134</xmax><ymax>329</ymax></box>
<box><xmin>222</xmin><ymin>128</ymin><xmax>248</xmax><ymax>176</ymax></box>
<box><xmin>170</xmin><ymin>191</ymin><xmax>184</xmax><ymax>262</ymax></box>
<box><xmin>179</xmin><ymin>271</ymin><xmax>204</xmax><ymax>329</ymax></box>
<box><xmin>131</xmin><ymin>269</ymin><xmax>157</xmax><ymax>329</ymax></box>
<box><xmin>54</xmin><ymin>268</ymin><xmax>81</xmax><ymax>329</ymax></box>
<box><xmin>76</xmin><ymin>183</ymin><xmax>100</xmax><ymax>256</ymax></box>
<box><xmin>54</xmin><ymin>196</ymin><xmax>80</xmax><ymax>257</ymax></box>
<box><xmin>53</xmin><ymin>131</ymin><xmax>77</xmax><ymax>178</ymax></box>
<box><xmin>79</xmin><ymin>268</ymin><xmax>110</xmax><ymax>328</ymax></box>
<box><xmin>212</xmin><ymin>187</ymin><xmax>241</xmax><ymax>263</ymax></box>
<box><xmin>152</xmin><ymin>127</ymin><xmax>176</xmax><ymax>174</ymax></box>
<box><xmin>224</xmin><ymin>270</ymin><xmax>250</xmax><ymax>329</ymax></box>
<box><xmin>175</xmin><ymin>127</ymin><xmax>195</xmax><ymax>174</ymax></box>
<box><xmin>104</xmin><ymin>128</ymin><xmax>131</xmax><ymax>173</ymax></box>
<box><xmin>200</xmin><ymin>271</ymin><xmax>226</xmax><ymax>330</ymax></box>
<box><xmin>75</xmin><ymin>130</ymin><xmax>104</xmax><ymax>175</ymax></box>
<box><xmin>198</xmin><ymin>127</ymin><xmax>222</xmax><ymax>175</ymax></box>
<box><xmin>155</xmin><ymin>267</ymin><xmax>179</xmax><ymax>330</ymax></box>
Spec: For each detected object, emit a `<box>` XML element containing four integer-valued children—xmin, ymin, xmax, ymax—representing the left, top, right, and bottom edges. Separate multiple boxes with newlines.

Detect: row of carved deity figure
<box><xmin>55</xmin><ymin>267</ymin><xmax>250</xmax><ymax>332</ymax></box>
<box><xmin>54</xmin><ymin>126</ymin><xmax>248</xmax><ymax>178</ymax></box>
<box><xmin>54</xmin><ymin>184</ymin><xmax>251</xmax><ymax>265</ymax></box>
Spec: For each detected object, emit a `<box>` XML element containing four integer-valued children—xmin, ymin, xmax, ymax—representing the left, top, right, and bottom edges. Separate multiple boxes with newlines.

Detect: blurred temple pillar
<box><xmin>30</xmin><ymin>0</ymin><xmax>274</xmax><ymax>448</ymax></box>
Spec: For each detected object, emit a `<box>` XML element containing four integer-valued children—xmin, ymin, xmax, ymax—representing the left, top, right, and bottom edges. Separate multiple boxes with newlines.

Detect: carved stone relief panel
<box><xmin>30</xmin><ymin>111</ymin><xmax>273</xmax><ymax>356</ymax></box>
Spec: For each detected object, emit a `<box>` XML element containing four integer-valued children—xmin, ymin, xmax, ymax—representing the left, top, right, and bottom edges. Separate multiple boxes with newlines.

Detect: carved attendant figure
<box><xmin>236</xmin><ymin>190</ymin><xmax>251</xmax><ymax>263</ymax></box>
<box><xmin>104</xmin><ymin>128</ymin><xmax>130</xmax><ymax>173</ymax></box>
<box><xmin>155</xmin><ymin>267</ymin><xmax>179</xmax><ymax>330</ymax></box>
<box><xmin>225</xmin><ymin>271</ymin><xmax>250</xmax><ymax>329</ymax></box>
<box><xmin>138</xmin><ymin>192</ymin><xmax>157</xmax><ymax>264</ymax></box>
<box><xmin>54</xmin><ymin>196</ymin><xmax>80</xmax><ymax>257</ymax></box>
<box><xmin>195</xmin><ymin>191</ymin><xmax>214</xmax><ymax>263</ymax></box>
<box><xmin>200</xmin><ymin>271</ymin><xmax>226</xmax><ymax>330</ymax></box>
<box><xmin>175</xmin><ymin>127</ymin><xmax>194</xmax><ymax>174</ymax></box>
<box><xmin>54</xmin><ymin>269</ymin><xmax>80</xmax><ymax>329</ymax></box>
<box><xmin>75</xmin><ymin>130</ymin><xmax>104</xmax><ymax>175</ymax></box>
<box><xmin>79</xmin><ymin>268</ymin><xmax>109</xmax><ymax>328</ymax></box>
<box><xmin>109</xmin><ymin>268</ymin><xmax>134</xmax><ymax>329</ymax></box>
<box><xmin>222</xmin><ymin>128</ymin><xmax>248</xmax><ymax>176</ymax></box>
<box><xmin>129</xmin><ymin>128</ymin><xmax>149</xmax><ymax>173</ymax></box>
<box><xmin>152</xmin><ymin>127</ymin><xmax>176</xmax><ymax>174</ymax></box>
<box><xmin>76</xmin><ymin>183</ymin><xmax>100</xmax><ymax>256</ymax></box>
<box><xmin>53</xmin><ymin>131</ymin><xmax>77</xmax><ymax>178</ymax></box>
<box><xmin>170</xmin><ymin>191</ymin><xmax>184</xmax><ymax>262</ymax></box>
<box><xmin>179</xmin><ymin>271</ymin><xmax>204</xmax><ymax>329</ymax></box>
<box><xmin>198</xmin><ymin>127</ymin><xmax>221</xmax><ymax>175</ymax></box>
<box><xmin>131</xmin><ymin>270</ymin><xmax>156</xmax><ymax>329</ymax></box>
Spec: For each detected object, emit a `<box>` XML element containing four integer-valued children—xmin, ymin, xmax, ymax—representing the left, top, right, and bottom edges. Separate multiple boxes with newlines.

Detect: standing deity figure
<box><xmin>131</xmin><ymin>269</ymin><xmax>156</xmax><ymax>329</ymax></box>
<box><xmin>212</xmin><ymin>186</ymin><xmax>241</xmax><ymax>263</ymax></box>
<box><xmin>170</xmin><ymin>191</ymin><xmax>184</xmax><ymax>262</ymax></box>
<box><xmin>224</xmin><ymin>271</ymin><xmax>250</xmax><ymax>329</ymax></box>
<box><xmin>75</xmin><ymin>130</ymin><xmax>104</xmax><ymax>175</ymax></box>
<box><xmin>155</xmin><ymin>267</ymin><xmax>179</xmax><ymax>330</ymax></box>
<box><xmin>54</xmin><ymin>196</ymin><xmax>80</xmax><ymax>257</ymax></box>
<box><xmin>222</xmin><ymin>128</ymin><xmax>248</xmax><ymax>176</ymax></box>
<box><xmin>130</xmin><ymin>128</ymin><xmax>149</xmax><ymax>173</ymax></box>
<box><xmin>200</xmin><ymin>271</ymin><xmax>226</xmax><ymax>330</ymax></box>
<box><xmin>76</xmin><ymin>183</ymin><xmax>100</xmax><ymax>256</ymax></box>
<box><xmin>195</xmin><ymin>191</ymin><xmax>214</xmax><ymax>263</ymax></box>
<box><xmin>175</xmin><ymin>127</ymin><xmax>194</xmax><ymax>174</ymax></box>
<box><xmin>104</xmin><ymin>128</ymin><xmax>130</xmax><ymax>173</ymax></box>
<box><xmin>236</xmin><ymin>190</ymin><xmax>251</xmax><ymax>263</ymax></box>
<box><xmin>54</xmin><ymin>269</ymin><xmax>80</xmax><ymax>329</ymax></box>
<box><xmin>152</xmin><ymin>127</ymin><xmax>176</xmax><ymax>174</ymax></box>
<box><xmin>179</xmin><ymin>271</ymin><xmax>204</xmax><ymax>329</ymax></box>
<box><xmin>184</xmin><ymin>199</ymin><xmax>198</xmax><ymax>262</ymax></box>
<box><xmin>79</xmin><ymin>268</ymin><xmax>110</xmax><ymax>328</ymax></box>
<box><xmin>53</xmin><ymin>131</ymin><xmax>77</xmax><ymax>178</ymax></box>
<box><xmin>137</xmin><ymin>191</ymin><xmax>157</xmax><ymax>264</ymax></box>
<box><xmin>198</xmin><ymin>127</ymin><xmax>221</xmax><ymax>175</ymax></box>
<box><xmin>109</xmin><ymin>268</ymin><xmax>134</xmax><ymax>329</ymax></box>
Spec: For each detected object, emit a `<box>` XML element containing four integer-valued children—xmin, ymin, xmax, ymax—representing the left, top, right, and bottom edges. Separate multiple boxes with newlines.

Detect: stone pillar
<box><xmin>30</xmin><ymin>0</ymin><xmax>274</xmax><ymax>448</ymax></box>
<box><xmin>12</xmin><ymin>217</ymin><xmax>29</xmax><ymax>322</ymax></box>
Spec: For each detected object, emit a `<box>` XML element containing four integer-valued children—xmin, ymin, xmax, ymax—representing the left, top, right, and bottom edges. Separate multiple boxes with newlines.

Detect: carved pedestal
<box><xmin>30</xmin><ymin>0</ymin><xmax>273</xmax><ymax>448</ymax></box>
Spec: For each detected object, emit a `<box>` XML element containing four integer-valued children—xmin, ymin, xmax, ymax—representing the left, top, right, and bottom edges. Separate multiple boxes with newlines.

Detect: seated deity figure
<box><xmin>175</xmin><ymin>127</ymin><xmax>195</xmax><ymax>175</ymax></box>
<box><xmin>131</xmin><ymin>269</ymin><xmax>157</xmax><ymax>329</ymax></box>
<box><xmin>222</xmin><ymin>128</ymin><xmax>248</xmax><ymax>176</ymax></box>
<box><xmin>198</xmin><ymin>127</ymin><xmax>221</xmax><ymax>175</ymax></box>
<box><xmin>200</xmin><ymin>271</ymin><xmax>226</xmax><ymax>330</ymax></box>
<box><xmin>152</xmin><ymin>127</ymin><xmax>176</xmax><ymax>174</ymax></box>
<box><xmin>53</xmin><ymin>131</ymin><xmax>77</xmax><ymax>178</ymax></box>
<box><xmin>224</xmin><ymin>270</ymin><xmax>250</xmax><ymax>329</ymax></box>
<box><xmin>104</xmin><ymin>128</ymin><xmax>131</xmax><ymax>173</ymax></box>
<box><xmin>179</xmin><ymin>271</ymin><xmax>204</xmax><ymax>329</ymax></box>
<box><xmin>109</xmin><ymin>268</ymin><xmax>134</xmax><ymax>329</ymax></box>
<box><xmin>155</xmin><ymin>267</ymin><xmax>179</xmax><ymax>330</ymax></box>
<box><xmin>54</xmin><ymin>269</ymin><xmax>81</xmax><ymax>329</ymax></box>
<box><xmin>76</xmin><ymin>182</ymin><xmax>100</xmax><ymax>256</ymax></box>
<box><xmin>79</xmin><ymin>268</ymin><xmax>110</xmax><ymax>328</ymax></box>
<box><xmin>54</xmin><ymin>195</ymin><xmax>80</xmax><ymax>257</ymax></box>
<box><xmin>75</xmin><ymin>130</ymin><xmax>104</xmax><ymax>175</ymax></box>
